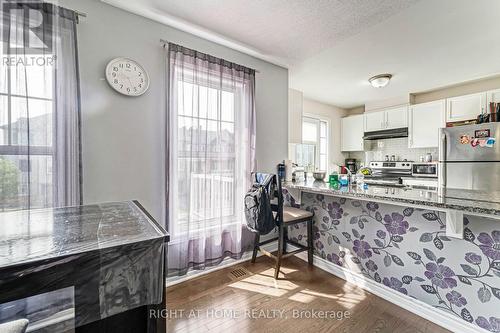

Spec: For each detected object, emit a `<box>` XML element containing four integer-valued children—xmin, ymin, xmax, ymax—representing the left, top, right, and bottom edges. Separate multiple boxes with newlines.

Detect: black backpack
<box><xmin>244</xmin><ymin>174</ymin><xmax>276</xmax><ymax>235</ymax></box>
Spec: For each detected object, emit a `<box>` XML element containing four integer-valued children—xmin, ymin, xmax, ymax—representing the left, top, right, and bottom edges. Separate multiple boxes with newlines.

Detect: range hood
<box><xmin>363</xmin><ymin>127</ymin><xmax>408</xmax><ymax>140</ymax></box>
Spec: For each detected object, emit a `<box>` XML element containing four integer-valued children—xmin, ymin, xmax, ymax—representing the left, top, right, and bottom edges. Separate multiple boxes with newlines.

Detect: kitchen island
<box><xmin>0</xmin><ymin>201</ymin><xmax>169</xmax><ymax>333</ymax></box>
<box><xmin>285</xmin><ymin>180</ymin><xmax>500</xmax><ymax>217</ymax></box>
<box><xmin>283</xmin><ymin>181</ymin><xmax>500</xmax><ymax>333</ymax></box>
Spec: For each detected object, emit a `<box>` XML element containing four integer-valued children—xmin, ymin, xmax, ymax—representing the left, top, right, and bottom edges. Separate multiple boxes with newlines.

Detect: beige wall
<box><xmin>412</xmin><ymin>75</ymin><xmax>500</xmax><ymax>104</ymax></box>
<box><xmin>346</xmin><ymin>106</ymin><xmax>365</xmax><ymax>115</ymax></box>
<box><xmin>365</xmin><ymin>95</ymin><xmax>411</xmax><ymax>112</ymax></box>
<box><xmin>302</xmin><ymin>98</ymin><xmax>347</xmax><ymax>167</ymax></box>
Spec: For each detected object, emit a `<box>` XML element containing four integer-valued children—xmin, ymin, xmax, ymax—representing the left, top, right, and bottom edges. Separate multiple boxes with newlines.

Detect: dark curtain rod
<box><xmin>74</xmin><ymin>10</ymin><xmax>87</xmax><ymax>17</ymax></box>
<box><xmin>159</xmin><ymin>39</ymin><xmax>260</xmax><ymax>73</ymax></box>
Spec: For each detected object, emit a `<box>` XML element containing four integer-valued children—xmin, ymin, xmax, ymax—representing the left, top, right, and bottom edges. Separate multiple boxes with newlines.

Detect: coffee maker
<box><xmin>345</xmin><ymin>158</ymin><xmax>357</xmax><ymax>174</ymax></box>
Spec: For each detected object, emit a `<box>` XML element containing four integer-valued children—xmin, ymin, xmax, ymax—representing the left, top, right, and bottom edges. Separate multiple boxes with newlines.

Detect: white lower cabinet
<box><xmin>341</xmin><ymin>115</ymin><xmax>364</xmax><ymax>152</ymax></box>
<box><xmin>409</xmin><ymin>100</ymin><xmax>445</xmax><ymax>148</ymax></box>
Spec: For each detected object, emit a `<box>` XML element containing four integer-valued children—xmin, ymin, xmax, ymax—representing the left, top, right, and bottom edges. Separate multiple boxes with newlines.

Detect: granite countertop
<box><xmin>0</xmin><ymin>201</ymin><xmax>169</xmax><ymax>269</ymax></box>
<box><xmin>284</xmin><ymin>180</ymin><xmax>500</xmax><ymax>217</ymax></box>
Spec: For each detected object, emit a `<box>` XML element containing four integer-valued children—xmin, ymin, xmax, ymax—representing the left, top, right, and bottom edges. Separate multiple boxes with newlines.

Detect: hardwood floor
<box><xmin>166</xmin><ymin>256</ymin><xmax>451</xmax><ymax>333</ymax></box>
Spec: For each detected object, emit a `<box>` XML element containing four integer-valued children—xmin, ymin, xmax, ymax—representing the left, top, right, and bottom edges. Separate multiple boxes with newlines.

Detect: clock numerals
<box><xmin>107</xmin><ymin>58</ymin><xmax>149</xmax><ymax>96</ymax></box>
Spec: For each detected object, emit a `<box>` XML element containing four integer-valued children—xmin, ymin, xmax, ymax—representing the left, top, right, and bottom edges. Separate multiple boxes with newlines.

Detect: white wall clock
<box><xmin>105</xmin><ymin>57</ymin><xmax>150</xmax><ymax>96</ymax></box>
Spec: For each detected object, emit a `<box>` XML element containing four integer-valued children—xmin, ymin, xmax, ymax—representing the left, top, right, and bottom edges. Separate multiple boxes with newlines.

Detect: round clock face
<box><xmin>105</xmin><ymin>58</ymin><xmax>149</xmax><ymax>96</ymax></box>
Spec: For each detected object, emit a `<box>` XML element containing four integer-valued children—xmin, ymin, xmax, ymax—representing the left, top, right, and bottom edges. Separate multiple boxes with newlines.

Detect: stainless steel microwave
<box><xmin>412</xmin><ymin>162</ymin><xmax>438</xmax><ymax>178</ymax></box>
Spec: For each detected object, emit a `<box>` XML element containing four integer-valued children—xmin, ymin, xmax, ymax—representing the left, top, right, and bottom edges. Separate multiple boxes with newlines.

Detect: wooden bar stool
<box><xmin>250</xmin><ymin>173</ymin><xmax>314</xmax><ymax>279</ymax></box>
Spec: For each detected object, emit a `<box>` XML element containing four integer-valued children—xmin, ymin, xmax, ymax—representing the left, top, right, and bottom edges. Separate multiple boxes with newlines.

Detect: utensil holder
<box><xmin>490</xmin><ymin>102</ymin><xmax>499</xmax><ymax>122</ymax></box>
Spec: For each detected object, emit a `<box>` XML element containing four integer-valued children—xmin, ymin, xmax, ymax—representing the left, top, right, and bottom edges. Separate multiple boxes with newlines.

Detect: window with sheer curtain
<box><xmin>166</xmin><ymin>43</ymin><xmax>256</xmax><ymax>276</ymax></box>
<box><xmin>0</xmin><ymin>54</ymin><xmax>54</xmax><ymax>210</ymax></box>
<box><xmin>0</xmin><ymin>3</ymin><xmax>81</xmax><ymax>211</ymax></box>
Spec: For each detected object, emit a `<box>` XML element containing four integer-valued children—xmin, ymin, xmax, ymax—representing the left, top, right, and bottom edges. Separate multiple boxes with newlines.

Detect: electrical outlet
<box><xmin>377</xmin><ymin>141</ymin><xmax>385</xmax><ymax>148</ymax></box>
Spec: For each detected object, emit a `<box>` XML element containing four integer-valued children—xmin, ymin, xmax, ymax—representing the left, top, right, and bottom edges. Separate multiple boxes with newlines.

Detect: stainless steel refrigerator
<box><xmin>439</xmin><ymin>123</ymin><xmax>500</xmax><ymax>191</ymax></box>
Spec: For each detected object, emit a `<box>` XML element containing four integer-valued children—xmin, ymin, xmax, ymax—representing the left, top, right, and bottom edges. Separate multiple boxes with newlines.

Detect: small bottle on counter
<box><xmin>339</xmin><ymin>174</ymin><xmax>349</xmax><ymax>186</ymax></box>
<box><xmin>329</xmin><ymin>171</ymin><xmax>339</xmax><ymax>185</ymax></box>
<box><xmin>277</xmin><ymin>161</ymin><xmax>286</xmax><ymax>180</ymax></box>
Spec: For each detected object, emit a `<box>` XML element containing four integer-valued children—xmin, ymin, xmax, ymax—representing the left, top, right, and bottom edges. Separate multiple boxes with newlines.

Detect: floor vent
<box><xmin>228</xmin><ymin>267</ymin><xmax>251</xmax><ymax>280</ymax></box>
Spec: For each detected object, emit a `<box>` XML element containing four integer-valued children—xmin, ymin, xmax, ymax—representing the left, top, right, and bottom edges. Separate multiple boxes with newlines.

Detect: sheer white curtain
<box><xmin>166</xmin><ymin>43</ymin><xmax>256</xmax><ymax>276</ymax></box>
<box><xmin>0</xmin><ymin>2</ymin><xmax>81</xmax><ymax>211</ymax></box>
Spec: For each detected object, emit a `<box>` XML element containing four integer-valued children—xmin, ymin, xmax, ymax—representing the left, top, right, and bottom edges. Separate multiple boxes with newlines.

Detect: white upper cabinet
<box><xmin>408</xmin><ymin>100</ymin><xmax>446</xmax><ymax>148</ymax></box>
<box><xmin>341</xmin><ymin>115</ymin><xmax>364</xmax><ymax>152</ymax></box>
<box><xmin>486</xmin><ymin>89</ymin><xmax>500</xmax><ymax>108</ymax></box>
<box><xmin>364</xmin><ymin>106</ymin><xmax>408</xmax><ymax>131</ymax></box>
<box><xmin>446</xmin><ymin>92</ymin><xmax>486</xmax><ymax>122</ymax></box>
<box><xmin>364</xmin><ymin>110</ymin><xmax>386</xmax><ymax>132</ymax></box>
<box><xmin>385</xmin><ymin>105</ymin><xmax>408</xmax><ymax>129</ymax></box>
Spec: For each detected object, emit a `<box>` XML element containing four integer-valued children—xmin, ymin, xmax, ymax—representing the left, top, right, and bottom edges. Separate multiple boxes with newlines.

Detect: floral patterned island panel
<box><xmin>285</xmin><ymin>190</ymin><xmax>500</xmax><ymax>333</ymax></box>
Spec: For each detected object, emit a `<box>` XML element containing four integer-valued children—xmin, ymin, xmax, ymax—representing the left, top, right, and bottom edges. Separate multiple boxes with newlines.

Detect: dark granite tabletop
<box><xmin>0</xmin><ymin>201</ymin><xmax>169</xmax><ymax>269</ymax></box>
<box><xmin>284</xmin><ymin>181</ymin><xmax>500</xmax><ymax>217</ymax></box>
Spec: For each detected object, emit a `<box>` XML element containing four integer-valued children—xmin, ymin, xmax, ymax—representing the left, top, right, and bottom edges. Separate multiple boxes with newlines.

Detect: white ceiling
<box><xmin>104</xmin><ymin>0</ymin><xmax>500</xmax><ymax>109</ymax></box>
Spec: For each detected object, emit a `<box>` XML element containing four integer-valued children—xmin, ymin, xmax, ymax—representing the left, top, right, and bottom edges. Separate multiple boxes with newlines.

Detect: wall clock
<box><xmin>105</xmin><ymin>57</ymin><xmax>150</xmax><ymax>96</ymax></box>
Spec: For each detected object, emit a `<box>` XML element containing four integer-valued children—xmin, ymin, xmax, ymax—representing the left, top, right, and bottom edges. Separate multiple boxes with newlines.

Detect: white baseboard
<box><xmin>166</xmin><ymin>241</ymin><xmax>278</xmax><ymax>287</ymax></box>
<box><xmin>294</xmin><ymin>251</ymin><xmax>484</xmax><ymax>333</ymax></box>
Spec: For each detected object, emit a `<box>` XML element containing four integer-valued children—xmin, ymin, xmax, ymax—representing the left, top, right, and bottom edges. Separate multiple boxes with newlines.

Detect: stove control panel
<box><xmin>369</xmin><ymin>161</ymin><xmax>413</xmax><ymax>170</ymax></box>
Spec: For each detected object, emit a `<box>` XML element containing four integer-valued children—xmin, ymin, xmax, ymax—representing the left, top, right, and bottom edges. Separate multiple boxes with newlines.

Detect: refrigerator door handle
<box><xmin>438</xmin><ymin>131</ymin><xmax>447</xmax><ymax>189</ymax></box>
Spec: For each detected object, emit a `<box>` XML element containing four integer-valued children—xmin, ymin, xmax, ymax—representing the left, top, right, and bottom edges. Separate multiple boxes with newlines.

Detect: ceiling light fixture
<box><xmin>369</xmin><ymin>74</ymin><xmax>392</xmax><ymax>88</ymax></box>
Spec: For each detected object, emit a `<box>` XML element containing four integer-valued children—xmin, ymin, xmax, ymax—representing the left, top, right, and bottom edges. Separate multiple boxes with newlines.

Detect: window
<box><xmin>0</xmin><ymin>53</ymin><xmax>54</xmax><ymax>211</ymax></box>
<box><xmin>176</xmin><ymin>81</ymin><xmax>237</xmax><ymax>231</ymax></box>
<box><xmin>302</xmin><ymin>116</ymin><xmax>328</xmax><ymax>171</ymax></box>
<box><xmin>170</xmin><ymin>62</ymin><xmax>253</xmax><ymax>236</ymax></box>
<box><xmin>167</xmin><ymin>43</ymin><xmax>256</xmax><ymax>275</ymax></box>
